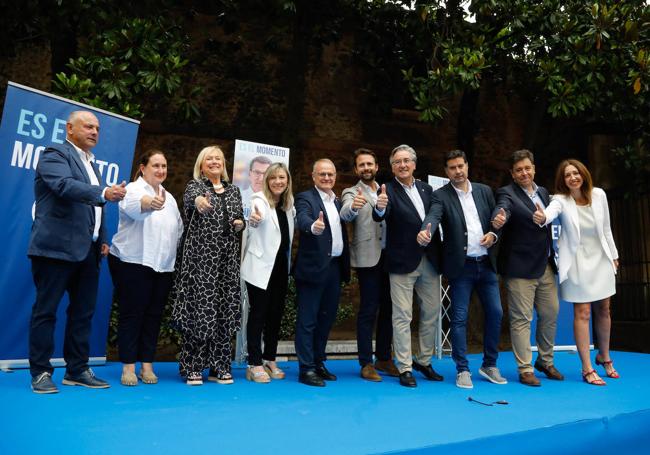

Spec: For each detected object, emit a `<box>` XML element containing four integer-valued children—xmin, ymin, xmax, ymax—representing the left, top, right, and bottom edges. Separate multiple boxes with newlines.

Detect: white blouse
<box><xmin>110</xmin><ymin>177</ymin><xmax>183</xmax><ymax>272</ymax></box>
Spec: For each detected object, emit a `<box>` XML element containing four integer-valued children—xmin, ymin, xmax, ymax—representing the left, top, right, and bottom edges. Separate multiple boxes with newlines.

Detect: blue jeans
<box><xmin>449</xmin><ymin>258</ymin><xmax>503</xmax><ymax>373</ymax></box>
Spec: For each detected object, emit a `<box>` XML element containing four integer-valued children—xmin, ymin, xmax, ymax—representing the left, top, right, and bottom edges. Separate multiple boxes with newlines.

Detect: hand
<box><xmin>614</xmin><ymin>259</ymin><xmax>619</xmax><ymax>271</ymax></box>
<box><xmin>312</xmin><ymin>211</ymin><xmax>326</xmax><ymax>235</ymax></box>
<box><xmin>249</xmin><ymin>204</ymin><xmax>263</xmax><ymax>227</ymax></box>
<box><xmin>491</xmin><ymin>208</ymin><xmax>506</xmax><ymax>229</ymax></box>
<box><xmin>480</xmin><ymin>233</ymin><xmax>496</xmax><ymax>248</ymax></box>
<box><xmin>232</xmin><ymin>219</ymin><xmax>244</xmax><ymax>232</ymax></box>
<box><xmin>417</xmin><ymin>223</ymin><xmax>432</xmax><ymax>246</ymax></box>
<box><xmin>105</xmin><ymin>181</ymin><xmax>127</xmax><ymax>202</ymax></box>
<box><xmin>150</xmin><ymin>188</ymin><xmax>166</xmax><ymax>211</ymax></box>
<box><xmin>196</xmin><ymin>191</ymin><xmax>214</xmax><ymax>214</ymax></box>
<box><xmin>351</xmin><ymin>187</ymin><xmax>367</xmax><ymax>210</ymax></box>
<box><xmin>376</xmin><ymin>184</ymin><xmax>388</xmax><ymax>210</ymax></box>
<box><xmin>532</xmin><ymin>202</ymin><xmax>546</xmax><ymax>224</ymax></box>
<box><xmin>100</xmin><ymin>243</ymin><xmax>110</xmax><ymax>257</ymax></box>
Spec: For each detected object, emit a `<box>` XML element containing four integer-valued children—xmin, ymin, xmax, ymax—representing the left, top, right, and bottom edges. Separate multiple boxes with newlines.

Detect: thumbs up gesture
<box><xmin>312</xmin><ymin>211</ymin><xmax>326</xmax><ymax>235</ymax></box>
<box><xmin>150</xmin><ymin>187</ymin><xmax>166</xmax><ymax>211</ymax></box>
<box><xmin>249</xmin><ymin>204</ymin><xmax>263</xmax><ymax>227</ymax></box>
<box><xmin>351</xmin><ymin>187</ymin><xmax>367</xmax><ymax>210</ymax></box>
<box><xmin>491</xmin><ymin>208</ymin><xmax>506</xmax><ymax>229</ymax></box>
<box><xmin>376</xmin><ymin>184</ymin><xmax>388</xmax><ymax>210</ymax></box>
<box><xmin>417</xmin><ymin>223</ymin><xmax>433</xmax><ymax>246</ymax></box>
<box><xmin>532</xmin><ymin>202</ymin><xmax>546</xmax><ymax>225</ymax></box>
<box><xmin>105</xmin><ymin>180</ymin><xmax>127</xmax><ymax>202</ymax></box>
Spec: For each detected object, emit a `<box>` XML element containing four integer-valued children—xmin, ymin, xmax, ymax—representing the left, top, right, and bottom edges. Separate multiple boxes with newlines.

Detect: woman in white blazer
<box><xmin>533</xmin><ymin>159</ymin><xmax>619</xmax><ymax>386</ymax></box>
<box><xmin>240</xmin><ymin>163</ymin><xmax>295</xmax><ymax>382</ymax></box>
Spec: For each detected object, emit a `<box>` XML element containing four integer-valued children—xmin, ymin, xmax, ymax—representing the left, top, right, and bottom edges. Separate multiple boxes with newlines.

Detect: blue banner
<box><xmin>0</xmin><ymin>82</ymin><xmax>139</xmax><ymax>368</ymax></box>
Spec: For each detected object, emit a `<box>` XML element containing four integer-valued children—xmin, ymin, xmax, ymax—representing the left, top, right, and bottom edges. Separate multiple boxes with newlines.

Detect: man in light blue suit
<box><xmin>28</xmin><ymin>111</ymin><xmax>127</xmax><ymax>394</ymax></box>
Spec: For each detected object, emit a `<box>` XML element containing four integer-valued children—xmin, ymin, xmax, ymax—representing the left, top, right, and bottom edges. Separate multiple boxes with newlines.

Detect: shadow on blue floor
<box><xmin>1</xmin><ymin>351</ymin><xmax>649</xmax><ymax>454</ymax></box>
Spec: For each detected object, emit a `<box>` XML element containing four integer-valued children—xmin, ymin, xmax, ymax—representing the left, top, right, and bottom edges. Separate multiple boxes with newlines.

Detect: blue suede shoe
<box><xmin>62</xmin><ymin>368</ymin><xmax>110</xmax><ymax>389</ymax></box>
<box><xmin>31</xmin><ymin>372</ymin><xmax>59</xmax><ymax>394</ymax></box>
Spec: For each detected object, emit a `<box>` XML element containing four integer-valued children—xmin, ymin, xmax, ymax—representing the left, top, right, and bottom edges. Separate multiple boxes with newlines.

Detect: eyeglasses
<box><xmin>315</xmin><ymin>172</ymin><xmax>336</xmax><ymax>178</ymax></box>
<box><xmin>391</xmin><ymin>158</ymin><xmax>414</xmax><ymax>166</ymax></box>
<box><xmin>251</xmin><ymin>170</ymin><xmax>265</xmax><ymax>177</ymax></box>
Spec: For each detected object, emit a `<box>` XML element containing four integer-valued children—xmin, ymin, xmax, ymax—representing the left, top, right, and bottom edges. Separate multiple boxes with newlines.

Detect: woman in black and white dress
<box><xmin>171</xmin><ymin>145</ymin><xmax>245</xmax><ymax>385</ymax></box>
<box><xmin>241</xmin><ymin>163</ymin><xmax>295</xmax><ymax>382</ymax></box>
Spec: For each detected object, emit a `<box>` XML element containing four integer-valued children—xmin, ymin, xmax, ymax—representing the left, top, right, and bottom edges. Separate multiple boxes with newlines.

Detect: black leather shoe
<box><xmin>31</xmin><ymin>372</ymin><xmax>59</xmax><ymax>394</ymax></box>
<box><xmin>315</xmin><ymin>365</ymin><xmax>337</xmax><ymax>381</ymax></box>
<box><xmin>412</xmin><ymin>361</ymin><xmax>444</xmax><ymax>381</ymax></box>
<box><xmin>399</xmin><ymin>371</ymin><xmax>417</xmax><ymax>388</ymax></box>
<box><xmin>62</xmin><ymin>368</ymin><xmax>110</xmax><ymax>389</ymax></box>
<box><xmin>299</xmin><ymin>371</ymin><xmax>325</xmax><ymax>387</ymax></box>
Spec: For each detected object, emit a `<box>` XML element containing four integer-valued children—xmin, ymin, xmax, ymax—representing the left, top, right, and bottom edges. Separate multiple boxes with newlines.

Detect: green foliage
<box><xmin>52</xmin><ymin>16</ymin><xmax>200</xmax><ymax>121</ymax></box>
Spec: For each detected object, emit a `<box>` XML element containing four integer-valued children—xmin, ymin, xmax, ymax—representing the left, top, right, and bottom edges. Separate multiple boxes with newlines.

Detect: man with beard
<box><xmin>340</xmin><ymin>149</ymin><xmax>398</xmax><ymax>382</ymax></box>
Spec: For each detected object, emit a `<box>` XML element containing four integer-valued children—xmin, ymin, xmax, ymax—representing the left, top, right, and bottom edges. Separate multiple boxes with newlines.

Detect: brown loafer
<box><xmin>374</xmin><ymin>359</ymin><xmax>400</xmax><ymax>377</ymax></box>
<box><xmin>360</xmin><ymin>364</ymin><xmax>382</xmax><ymax>382</ymax></box>
<box><xmin>519</xmin><ymin>371</ymin><xmax>541</xmax><ymax>387</ymax></box>
<box><xmin>534</xmin><ymin>361</ymin><xmax>565</xmax><ymax>380</ymax></box>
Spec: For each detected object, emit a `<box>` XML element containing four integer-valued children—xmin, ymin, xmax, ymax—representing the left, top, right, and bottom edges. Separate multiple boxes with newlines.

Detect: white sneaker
<box><xmin>479</xmin><ymin>366</ymin><xmax>507</xmax><ymax>385</ymax></box>
<box><xmin>456</xmin><ymin>371</ymin><xmax>473</xmax><ymax>389</ymax></box>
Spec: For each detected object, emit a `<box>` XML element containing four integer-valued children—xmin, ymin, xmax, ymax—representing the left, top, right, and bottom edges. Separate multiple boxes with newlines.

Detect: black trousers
<box><xmin>29</xmin><ymin>245</ymin><xmax>99</xmax><ymax>377</ymax></box>
<box><xmin>108</xmin><ymin>255</ymin><xmax>173</xmax><ymax>364</ymax></box>
<box><xmin>295</xmin><ymin>257</ymin><xmax>342</xmax><ymax>372</ymax></box>
<box><xmin>245</xmin><ymin>257</ymin><xmax>289</xmax><ymax>366</ymax></box>
<box><xmin>356</xmin><ymin>252</ymin><xmax>393</xmax><ymax>366</ymax></box>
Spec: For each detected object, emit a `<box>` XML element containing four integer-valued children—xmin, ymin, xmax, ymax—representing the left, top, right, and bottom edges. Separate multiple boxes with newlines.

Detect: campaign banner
<box><xmin>232</xmin><ymin>139</ymin><xmax>290</xmax><ymax>220</ymax></box>
<box><xmin>0</xmin><ymin>82</ymin><xmax>139</xmax><ymax>369</ymax></box>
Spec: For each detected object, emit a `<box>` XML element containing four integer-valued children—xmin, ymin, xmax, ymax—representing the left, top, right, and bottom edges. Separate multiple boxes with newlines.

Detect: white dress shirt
<box><xmin>453</xmin><ymin>181</ymin><xmax>487</xmax><ymax>257</ymax></box>
<box><xmin>313</xmin><ymin>187</ymin><xmax>344</xmax><ymax>257</ymax></box>
<box><xmin>396</xmin><ymin>178</ymin><xmax>426</xmax><ymax>221</ymax></box>
<box><xmin>110</xmin><ymin>177</ymin><xmax>184</xmax><ymax>272</ymax></box>
<box><xmin>69</xmin><ymin>140</ymin><xmax>103</xmax><ymax>241</ymax></box>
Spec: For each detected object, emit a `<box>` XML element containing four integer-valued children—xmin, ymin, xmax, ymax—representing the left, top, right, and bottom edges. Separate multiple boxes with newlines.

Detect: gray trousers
<box><xmin>389</xmin><ymin>257</ymin><xmax>441</xmax><ymax>373</ymax></box>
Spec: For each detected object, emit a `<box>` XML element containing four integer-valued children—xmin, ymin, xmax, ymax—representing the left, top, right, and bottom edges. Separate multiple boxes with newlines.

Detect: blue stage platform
<box><xmin>1</xmin><ymin>351</ymin><xmax>649</xmax><ymax>454</ymax></box>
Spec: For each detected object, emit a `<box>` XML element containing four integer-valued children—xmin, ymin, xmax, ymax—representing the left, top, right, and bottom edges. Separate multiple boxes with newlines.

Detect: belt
<box><xmin>466</xmin><ymin>255</ymin><xmax>488</xmax><ymax>262</ymax></box>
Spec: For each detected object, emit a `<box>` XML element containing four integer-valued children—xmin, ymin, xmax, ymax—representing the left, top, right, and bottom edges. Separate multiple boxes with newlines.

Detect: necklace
<box><xmin>213</xmin><ymin>183</ymin><xmax>223</xmax><ymax>189</ymax></box>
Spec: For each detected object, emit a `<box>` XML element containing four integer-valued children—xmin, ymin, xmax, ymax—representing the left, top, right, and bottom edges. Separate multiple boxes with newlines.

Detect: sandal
<box><xmin>246</xmin><ymin>366</ymin><xmax>271</xmax><ymax>383</ymax></box>
<box><xmin>208</xmin><ymin>369</ymin><xmax>234</xmax><ymax>385</ymax></box>
<box><xmin>582</xmin><ymin>369</ymin><xmax>606</xmax><ymax>386</ymax></box>
<box><xmin>121</xmin><ymin>371</ymin><xmax>138</xmax><ymax>386</ymax></box>
<box><xmin>264</xmin><ymin>362</ymin><xmax>286</xmax><ymax>380</ymax></box>
<box><xmin>139</xmin><ymin>370</ymin><xmax>158</xmax><ymax>384</ymax></box>
<box><xmin>595</xmin><ymin>356</ymin><xmax>620</xmax><ymax>379</ymax></box>
<box><xmin>186</xmin><ymin>372</ymin><xmax>203</xmax><ymax>386</ymax></box>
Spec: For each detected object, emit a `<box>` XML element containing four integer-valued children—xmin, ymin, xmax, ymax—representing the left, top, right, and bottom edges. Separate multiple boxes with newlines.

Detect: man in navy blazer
<box><xmin>373</xmin><ymin>144</ymin><xmax>443</xmax><ymax>388</ymax></box>
<box><xmin>419</xmin><ymin>150</ymin><xmax>504</xmax><ymax>389</ymax></box>
<box><xmin>293</xmin><ymin>159</ymin><xmax>350</xmax><ymax>387</ymax></box>
<box><xmin>491</xmin><ymin>150</ymin><xmax>564</xmax><ymax>386</ymax></box>
<box><xmin>28</xmin><ymin>111</ymin><xmax>126</xmax><ymax>394</ymax></box>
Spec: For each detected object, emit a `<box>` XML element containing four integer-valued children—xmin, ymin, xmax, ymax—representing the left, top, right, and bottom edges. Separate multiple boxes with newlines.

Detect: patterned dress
<box><xmin>171</xmin><ymin>178</ymin><xmax>244</xmax><ymax>377</ymax></box>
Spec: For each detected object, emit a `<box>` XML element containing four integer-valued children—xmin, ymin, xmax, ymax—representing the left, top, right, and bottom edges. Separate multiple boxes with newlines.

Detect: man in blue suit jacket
<box><xmin>491</xmin><ymin>149</ymin><xmax>564</xmax><ymax>386</ymax></box>
<box><xmin>373</xmin><ymin>144</ymin><xmax>443</xmax><ymax>388</ymax></box>
<box><xmin>419</xmin><ymin>150</ymin><xmax>504</xmax><ymax>389</ymax></box>
<box><xmin>28</xmin><ymin>111</ymin><xmax>126</xmax><ymax>394</ymax></box>
<box><xmin>293</xmin><ymin>159</ymin><xmax>350</xmax><ymax>387</ymax></box>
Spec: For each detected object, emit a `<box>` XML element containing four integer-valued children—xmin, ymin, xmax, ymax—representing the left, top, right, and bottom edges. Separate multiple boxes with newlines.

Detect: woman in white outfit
<box><xmin>533</xmin><ymin>159</ymin><xmax>619</xmax><ymax>386</ymax></box>
<box><xmin>240</xmin><ymin>163</ymin><xmax>295</xmax><ymax>382</ymax></box>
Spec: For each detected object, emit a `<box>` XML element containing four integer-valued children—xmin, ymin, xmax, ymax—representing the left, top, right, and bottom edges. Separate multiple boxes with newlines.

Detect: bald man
<box><xmin>28</xmin><ymin>111</ymin><xmax>127</xmax><ymax>393</ymax></box>
<box><xmin>293</xmin><ymin>159</ymin><xmax>350</xmax><ymax>387</ymax></box>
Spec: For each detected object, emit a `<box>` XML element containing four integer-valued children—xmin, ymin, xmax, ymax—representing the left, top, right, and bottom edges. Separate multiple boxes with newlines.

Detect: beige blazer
<box><xmin>240</xmin><ymin>192</ymin><xmax>295</xmax><ymax>289</ymax></box>
<box><xmin>543</xmin><ymin>187</ymin><xmax>618</xmax><ymax>284</ymax></box>
<box><xmin>340</xmin><ymin>180</ymin><xmax>383</xmax><ymax>268</ymax></box>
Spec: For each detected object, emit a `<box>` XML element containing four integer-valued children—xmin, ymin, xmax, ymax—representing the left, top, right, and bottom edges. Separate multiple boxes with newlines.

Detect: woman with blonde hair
<box><xmin>241</xmin><ymin>163</ymin><xmax>295</xmax><ymax>382</ymax></box>
<box><xmin>171</xmin><ymin>145</ymin><xmax>245</xmax><ymax>385</ymax></box>
<box><xmin>533</xmin><ymin>159</ymin><xmax>619</xmax><ymax>385</ymax></box>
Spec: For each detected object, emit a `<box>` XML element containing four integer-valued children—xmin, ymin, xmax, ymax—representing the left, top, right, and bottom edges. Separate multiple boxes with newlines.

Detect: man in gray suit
<box><xmin>341</xmin><ymin>149</ymin><xmax>397</xmax><ymax>381</ymax></box>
